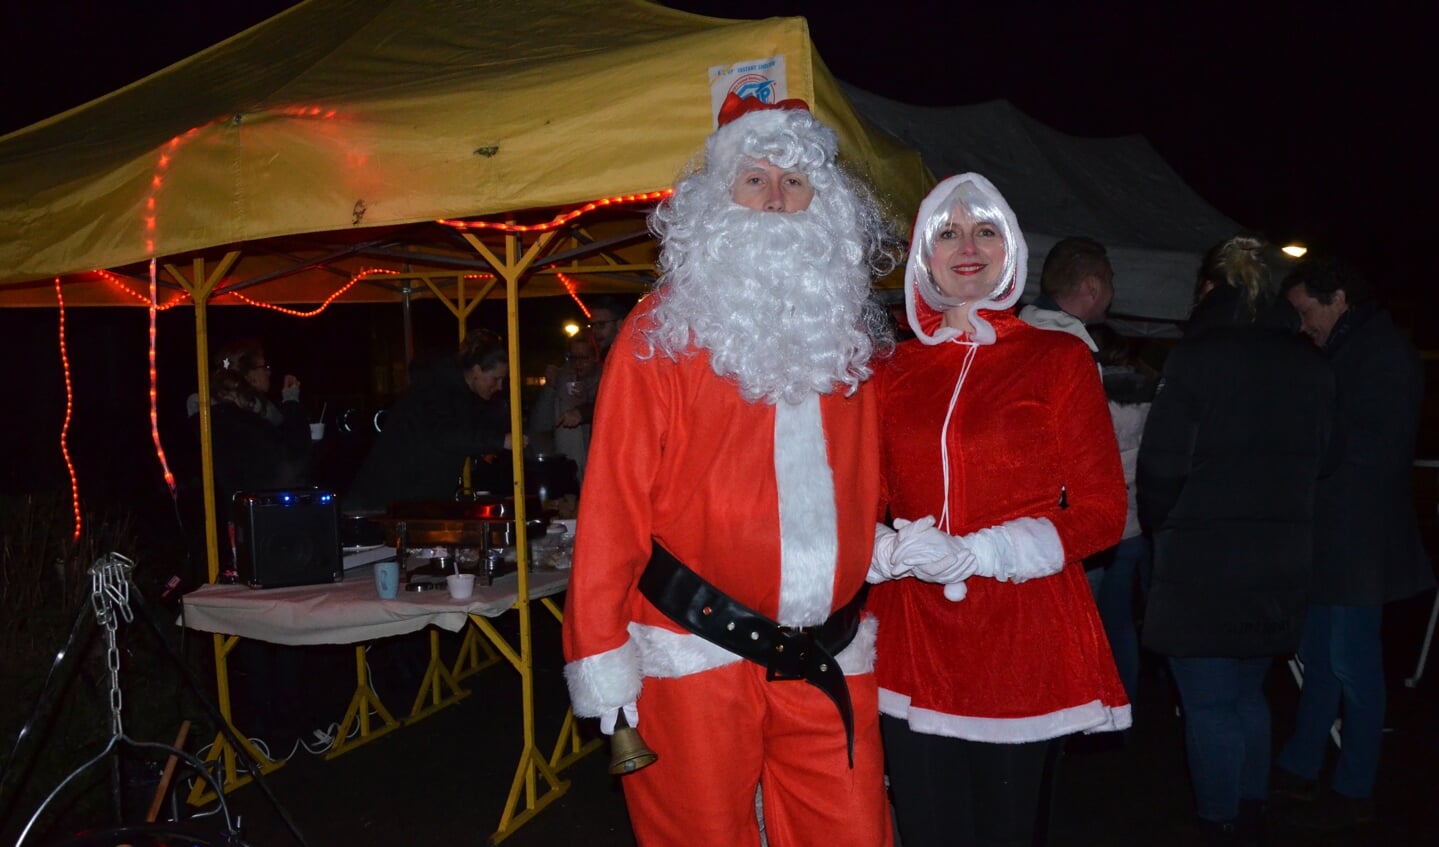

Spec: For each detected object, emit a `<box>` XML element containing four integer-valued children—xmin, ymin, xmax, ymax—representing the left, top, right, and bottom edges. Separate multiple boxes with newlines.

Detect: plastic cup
<box><xmin>374</xmin><ymin>561</ymin><xmax>399</xmax><ymax>600</ymax></box>
<box><xmin>309</xmin><ymin>422</ymin><xmax>325</xmax><ymax>441</ymax></box>
<box><xmin>447</xmin><ymin>573</ymin><xmax>475</xmax><ymax>600</ymax></box>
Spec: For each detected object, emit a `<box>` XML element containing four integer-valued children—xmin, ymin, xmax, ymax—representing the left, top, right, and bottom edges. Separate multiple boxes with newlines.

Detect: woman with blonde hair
<box><xmin>866</xmin><ymin>173</ymin><xmax>1130</xmax><ymax>846</ymax></box>
<box><xmin>1138</xmin><ymin>235</ymin><xmax>1336</xmax><ymax>843</ymax></box>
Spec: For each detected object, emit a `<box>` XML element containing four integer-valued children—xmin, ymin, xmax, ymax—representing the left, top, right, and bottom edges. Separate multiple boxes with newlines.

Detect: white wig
<box><xmin>643</xmin><ymin>106</ymin><xmax>893</xmax><ymax>404</ymax></box>
<box><xmin>904</xmin><ymin>173</ymin><xmax>1028</xmax><ymax>346</ymax></box>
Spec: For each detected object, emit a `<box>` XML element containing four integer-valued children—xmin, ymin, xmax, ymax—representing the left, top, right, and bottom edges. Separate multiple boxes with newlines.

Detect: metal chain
<box><xmin>89</xmin><ymin>553</ymin><xmax>135</xmax><ymax>736</ymax></box>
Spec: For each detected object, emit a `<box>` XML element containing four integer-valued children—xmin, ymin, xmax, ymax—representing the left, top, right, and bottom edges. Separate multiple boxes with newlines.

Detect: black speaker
<box><xmin>232</xmin><ymin>489</ymin><xmax>343</xmax><ymax>589</ymax></box>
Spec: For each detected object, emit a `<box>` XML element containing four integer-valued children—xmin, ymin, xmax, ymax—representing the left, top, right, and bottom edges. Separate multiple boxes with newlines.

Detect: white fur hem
<box><xmin>563</xmin><ymin>639</ymin><xmax>641</xmax><ymax>718</ymax></box>
<box><xmin>630</xmin><ymin>614</ymin><xmax>878</xmax><ymax>679</ymax></box>
<box><xmin>878</xmin><ymin>688</ymin><xmax>1131</xmax><ymax>743</ymax></box>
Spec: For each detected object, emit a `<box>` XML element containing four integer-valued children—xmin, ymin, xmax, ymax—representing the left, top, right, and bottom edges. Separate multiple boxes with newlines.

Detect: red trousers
<box><xmin>621</xmin><ymin>660</ymin><xmax>892</xmax><ymax>847</ymax></box>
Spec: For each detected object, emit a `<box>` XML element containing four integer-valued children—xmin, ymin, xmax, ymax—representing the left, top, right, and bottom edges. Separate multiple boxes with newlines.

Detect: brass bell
<box><xmin>607</xmin><ymin>708</ymin><xmax>658</xmax><ymax>775</ymax></box>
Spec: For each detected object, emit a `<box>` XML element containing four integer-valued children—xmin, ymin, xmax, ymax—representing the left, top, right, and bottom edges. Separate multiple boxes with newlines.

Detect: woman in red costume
<box><xmin>866</xmin><ymin>173</ymin><xmax>1130</xmax><ymax>847</ymax></box>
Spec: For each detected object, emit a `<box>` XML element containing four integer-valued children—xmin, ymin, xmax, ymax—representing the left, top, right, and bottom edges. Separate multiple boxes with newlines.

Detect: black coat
<box><xmin>343</xmin><ymin>354</ymin><xmax>508</xmax><ymax>513</ymax></box>
<box><xmin>1310</xmin><ymin>305</ymin><xmax>1434</xmax><ymax>605</ymax></box>
<box><xmin>1138</xmin><ymin>288</ymin><xmax>1336</xmax><ymax>658</ymax></box>
<box><xmin>207</xmin><ymin>399</ymin><xmax>313</xmax><ymax>514</ymax></box>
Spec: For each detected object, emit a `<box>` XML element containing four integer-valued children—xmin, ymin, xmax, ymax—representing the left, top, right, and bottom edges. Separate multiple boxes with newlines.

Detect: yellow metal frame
<box><xmin>179</xmin><ymin>227</ymin><xmax>604</xmax><ymax>839</ymax></box>
<box><xmin>408</xmin><ymin>628</ymin><xmax>471</xmax><ymax>722</ymax></box>
<box><xmin>325</xmin><ymin>645</ymin><xmax>401</xmax><ymax>759</ymax></box>
<box><xmin>185</xmin><ymin>633</ymin><xmax>282</xmax><ymax>806</ymax></box>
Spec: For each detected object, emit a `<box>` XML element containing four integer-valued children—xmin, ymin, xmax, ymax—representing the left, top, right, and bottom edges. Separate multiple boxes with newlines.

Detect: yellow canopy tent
<box><xmin>0</xmin><ymin>0</ymin><xmax>929</xmax><ymax>299</ymax></box>
<box><xmin>0</xmin><ymin>1</ymin><xmax>932</xmax><ymax>836</ymax></box>
<box><xmin>0</xmin><ymin>0</ymin><xmax>931</xmax><ymax>560</ymax></box>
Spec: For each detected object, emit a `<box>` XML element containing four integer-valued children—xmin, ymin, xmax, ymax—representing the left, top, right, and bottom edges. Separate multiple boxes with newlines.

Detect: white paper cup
<box><xmin>309</xmin><ymin>422</ymin><xmax>325</xmax><ymax>441</ymax></box>
<box><xmin>446</xmin><ymin>573</ymin><xmax>475</xmax><ymax>600</ymax></box>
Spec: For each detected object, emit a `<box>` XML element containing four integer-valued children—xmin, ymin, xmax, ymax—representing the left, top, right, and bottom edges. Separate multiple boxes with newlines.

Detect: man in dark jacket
<box><xmin>344</xmin><ymin>331</ymin><xmax>513</xmax><ymax>513</ymax></box>
<box><xmin>1138</xmin><ymin>236</ymin><xmax>1336</xmax><ymax>843</ymax></box>
<box><xmin>1274</xmin><ymin>258</ymin><xmax>1435</xmax><ymax>828</ymax></box>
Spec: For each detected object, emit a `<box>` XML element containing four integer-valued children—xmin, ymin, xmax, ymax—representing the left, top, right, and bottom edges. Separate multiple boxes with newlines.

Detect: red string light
<box><xmin>54</xmin><ymin>279</ymin><xmax>81</xmax><ymax>543</ymax></box>
<box><xmin>144</xmin><ymin>106</ymin><xmax>340</xmax><ymax>255</ymax></box>
<box><xmin>437</xmin><ymin>190</ymin><xmax>673</xmax><ymax>233</ymax></box>
<box><xmin>147</xmin><ymin>260</ymin><xmax>177</xmax><ymax>496</ymax></box>
<box><xmin>95</xmin><ymin>269</ymin><xmax>189</xmax><ymax>309</ymax></box>
<box><xmin>555</xmin><ymin>273</ymin><xmax>592</xmax><ymax>318</ymax></box>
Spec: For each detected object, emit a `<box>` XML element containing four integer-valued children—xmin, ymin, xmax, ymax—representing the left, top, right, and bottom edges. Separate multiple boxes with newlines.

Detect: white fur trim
<box><xmin>630</xmin><ymin>614</ymin><xmax>878</xmax><ymax>679</ymax></box>
<box><xmin>1000</xmin><ymin>516</ymin><xmax>1065</xmax><ymax>581</ymax></box>
<box><xmin>967</xmin><ymin>517</ymin><xmax>1065</xmax><ymax>583</ymax></box>
<box><xmin>630</xmin><ymin>622</ymin><xmax>743</xmax><ymax>678</ymax></box>
<box><xmin>774</xmin><ymin>395</ymin><xmax>839</xmax><ymax>625</ymax></box>
<box><xmin>834</xmin><ymin>613</ymin><xmax>878</xmax><ymax>675</ymax></box>
<box><xmin>878</xmin><ymin>689</ymin><xmax>1132</xmax><ymax>743</ymax></box>
<box><xmin>563</xmin><ymin>639</ymin><xmax>642</xmax><ymax>718</ymax></box>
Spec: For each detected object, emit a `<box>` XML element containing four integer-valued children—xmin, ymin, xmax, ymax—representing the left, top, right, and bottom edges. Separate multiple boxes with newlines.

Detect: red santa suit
<box><xmin>872</xmin><ymin>311</ymin><xmax>1131</xmax><ymax>739</ymax></box>
<box><xmin>869</xmin><ymin>172</ymin><xmax>1130</xmax><ymax>743</ymax></box>
<box><xmin>562</xmin><ymin>299</ymin><xmax>892</xmax><ymax>847</ymax></box>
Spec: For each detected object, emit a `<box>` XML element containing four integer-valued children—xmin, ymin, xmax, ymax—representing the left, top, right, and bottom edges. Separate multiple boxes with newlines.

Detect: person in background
<box><xmin>562</xmin><ymin>94</ymin><xmax>896</xmax><ymax>846</ymax></box>
<box><xmin>195</xmin><ymin>339</ymin><xmax>300</xmax><ymax>426</ymax></box>
<box><xmin>1018</xmin><ymin>235</ymin><xmax>1115</xmax><ymax>353</ymax></box>
<box><xmin>1273</xmin><ymin>257</ymin><xmax>1435</xmax><ymax>831</ymax></box>
<box><xmin>528</xmin><ymin>332</ymin><xmax>601</xmax><ymax>480</ymax></box>
<box><xmin>1138</xmin><ymin>236</ymin><xmax>1336</xmax><ymax>844</ymax></box>
<box><xmin>868</xmin><ymin>173</ymin><xmax>1129</xmax><ymax>847</ymax></box>
<box><xmin>1085</xmin><ymin>323</ymin><xmax>1158</xmax><ymax>711</ymax></box>
<box><xmin>205</xmin><ymin>362</ymin><xmax>312</xmax><ymax>535</ymax></box>
<box><xmin>175</xmin><ymin>340</ymin><xmax>311</xmax><ymax>582</ymax></box>
<box><xmin>586</xmin><ymin>295</ymin><xmax>632</xmax><ymax>364</ymax></box>
<box><xmin>344</xmin><ymin>329</ymin><xmax>516</xmax><ymax>512</ymax></box>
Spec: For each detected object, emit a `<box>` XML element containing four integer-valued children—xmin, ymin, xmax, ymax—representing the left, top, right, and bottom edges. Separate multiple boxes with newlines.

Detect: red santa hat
<box><xmin>705</xmin><ymin>93</ymin><xmax>835</xmax><ymax>180</ymax></box>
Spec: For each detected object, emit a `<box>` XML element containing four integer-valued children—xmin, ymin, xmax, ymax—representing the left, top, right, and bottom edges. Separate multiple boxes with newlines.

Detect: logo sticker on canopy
<box><xmin>709</xmin><ymin>55</ymin><xmax>788</xmax><ymax>127</ymax></box>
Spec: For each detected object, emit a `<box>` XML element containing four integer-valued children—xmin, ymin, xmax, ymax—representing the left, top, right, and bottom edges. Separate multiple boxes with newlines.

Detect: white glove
<box><xmin>900</xmin><ymin>516</ymin><xmax>979</xmax><ymax>588</ymax></box>
<box><xmin>867</xmin><ymin>523</ymin><xmax>907</xmax><ymax>583</ymax></box>
<box><xmin>599</xmin><ymin>702</ymin><xmax>640</xmax><ymax>736</ymax></box>
<box><xmin>957</xmin><ymin>517</ymin><xmax>1065</xmax><ymax>584</ymax></box>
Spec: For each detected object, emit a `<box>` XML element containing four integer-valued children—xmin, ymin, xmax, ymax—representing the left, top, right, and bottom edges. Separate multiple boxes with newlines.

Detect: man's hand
<box><xmin>281</xmin><ymin>374</ymin><xmax>301</xmax><ymax>403</ymax></box>
<box><xmin>558</xmin><ymin>408</ymin><xmax>583</xmax><ymax>428</ymax></box>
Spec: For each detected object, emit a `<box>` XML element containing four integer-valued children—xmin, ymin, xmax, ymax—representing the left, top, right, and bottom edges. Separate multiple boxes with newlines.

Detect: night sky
<box><xmin>0</xmin><ymin>1</ymin><xmax>1430</xmax><ymax>307</ymax></box>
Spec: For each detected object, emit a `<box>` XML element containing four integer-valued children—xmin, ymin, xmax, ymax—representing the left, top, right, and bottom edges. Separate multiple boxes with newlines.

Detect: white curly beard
<box><xmin>645</xmin><ymin>203</ymin><xmax>881</xmax><ymax>405</ymax></box>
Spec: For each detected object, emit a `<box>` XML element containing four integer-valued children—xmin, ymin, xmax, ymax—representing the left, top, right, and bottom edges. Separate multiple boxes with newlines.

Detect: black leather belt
<box><xmin>638</xmin><ymin>542</ymin><xmax>868</xmax><ymax>765</ymax></box>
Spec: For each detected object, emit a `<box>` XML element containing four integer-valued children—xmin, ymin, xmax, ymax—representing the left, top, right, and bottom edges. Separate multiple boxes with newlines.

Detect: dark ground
<box><xmin>144</xmin><ymin>590</ymin><xmax>1439</xmax><ymax>847</ymax></box>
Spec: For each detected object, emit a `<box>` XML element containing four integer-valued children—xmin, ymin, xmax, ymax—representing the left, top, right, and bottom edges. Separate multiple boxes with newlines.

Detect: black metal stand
<box><xmin>0</xmin><ymin>575</ymin><xmax>310</xmax><ymax>847</ymax></box>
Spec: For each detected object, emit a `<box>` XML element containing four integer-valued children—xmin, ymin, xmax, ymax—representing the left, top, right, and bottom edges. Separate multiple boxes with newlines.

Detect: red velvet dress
<box><xmin>870</xmin><ymin>310</ymin><xmax>1131</xmax><ymax>742</ymax></box>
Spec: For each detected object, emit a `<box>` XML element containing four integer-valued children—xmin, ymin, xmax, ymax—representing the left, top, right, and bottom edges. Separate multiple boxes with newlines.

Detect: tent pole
<box><xmin>166</xmin><ymin>252</ymin><xmax>239</xmax><ymax>583</ymax></box>
<box><xmin>401</xmin><ymin>280</ymin><xmax>414</xmax><ymax>366</ymax></box>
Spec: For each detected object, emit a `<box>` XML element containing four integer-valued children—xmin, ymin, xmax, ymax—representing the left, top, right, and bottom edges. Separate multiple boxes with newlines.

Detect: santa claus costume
<box><xmin>562</xmin><ymin>97</ymin><xmax>894</xmax><ymax>847</ymax></box>
<box><xmin>868</xmin><ymin>174</ymin><xmax>1130</xmax><ymax>846</ymax></box>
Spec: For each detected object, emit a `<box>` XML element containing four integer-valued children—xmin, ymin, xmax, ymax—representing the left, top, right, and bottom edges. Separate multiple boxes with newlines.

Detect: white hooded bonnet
<box><xmin>904</xmin><ymin>173</ymin><xmax>1028</xmax><ymax>346</ymax></box>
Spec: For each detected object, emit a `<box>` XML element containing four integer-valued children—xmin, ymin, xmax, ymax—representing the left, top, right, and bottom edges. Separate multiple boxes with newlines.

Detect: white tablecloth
<box><xmin>181</xmin><ymin>565</ymin><xmax>569</xmax><ymax>646</ymax></box>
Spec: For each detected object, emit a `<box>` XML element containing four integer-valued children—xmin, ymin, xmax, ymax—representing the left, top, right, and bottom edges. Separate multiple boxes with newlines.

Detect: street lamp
<box><xmin>563</xmin><ymin>321</ymin><xmax>581</xmax><ymax>337</ymax></box>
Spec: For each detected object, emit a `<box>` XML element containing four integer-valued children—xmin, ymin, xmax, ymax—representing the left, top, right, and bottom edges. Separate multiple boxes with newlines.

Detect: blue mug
<box><xmin>374</xmin><ymin>561</ymin><xmax>400</xmax><ymax>600</ymax></box>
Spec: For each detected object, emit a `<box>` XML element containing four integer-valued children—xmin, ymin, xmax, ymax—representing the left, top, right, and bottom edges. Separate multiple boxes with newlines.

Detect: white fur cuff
<box><xmin>563</xmin><ymin>639</ymin><xmax>642</xmax><ymax>718</ymax></box>
<box><xmin>1001</xmin><ymin>516</ymin><xmax>1065</xmax><ymax>581</ymax></box>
